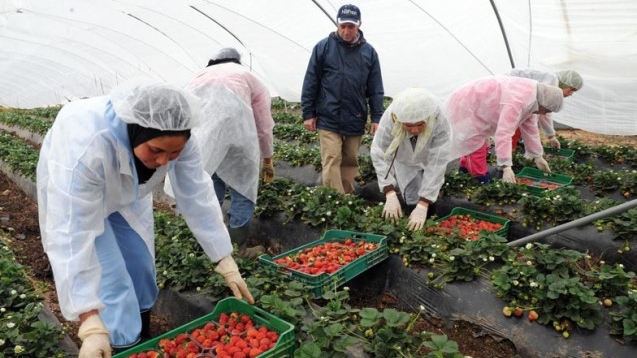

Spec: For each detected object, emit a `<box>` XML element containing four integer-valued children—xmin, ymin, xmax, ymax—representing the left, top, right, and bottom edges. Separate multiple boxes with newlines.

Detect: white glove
<box><xmin>382</xmin><ymin>191</ymin><xmax>402</xmax><ymax>221</ymax></box>
<box><xmin>407</xmin><ymin>203</ymin><xmax>428</xmax><ymax>231</ymax></box>
<box><xmin>534</xmin><ymin>156</ymin><xmax>551</xmax><ymax>172</ymax></box>
<box><xmin>78</xmin><ymin>315</ymin><xmax>111</xmax><ymax>358</ymax></box>
<box><xmin>547</xmin><ymin>136</ymin><xmax>561</xmax><ymax>150</ymax></box>
<box><xmin>502</xmin><ymin>166</ymin><xmax>516</xmax><ymax>184</ymax></box>
<box><xmin>215</xmin><ymin>256</ymin><xmax>255</xmax><ymax>304</ymax></box>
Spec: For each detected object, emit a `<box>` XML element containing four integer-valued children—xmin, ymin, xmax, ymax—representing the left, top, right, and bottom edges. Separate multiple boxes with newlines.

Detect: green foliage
<box><xmin>439</xmin><ymin>171</ymin><xmax>478</xmax><ymax>199</ymax></box>
<box><xmin>0</xmin><ymin>239</ymin><xmax>66</xmax><ymax>357</ymax></box>
<box><xmin>492</xmin><ymin>243</ymin><xmax>606</xmax><ymax>332</ymax></box>
<box><xmin>518</xmin><ymin>186</ymin><xmax>586</xmax><ymax>229</ymax></box>
<box><xmin>0</xmin><ymin>133</ymin><xmax>39</xmax><ymax>181</ymax></box>
<box><xmin>471</xmin><ymin>181</ymin><xmax>525</xmax><ymax>206</ymax></box>
<box><xmin>273</xmin><ymin>140</ymin><xmax>322</xmax><ymax>170</ymax></box>
<box><xmin>610</xmin><ymin>289</ymin><xmax>637</xmax><ymax>341</ymax></box>
<box><xmin>273</xmin><ymin>123</ymin><xmax>318</xmax><ymax>144</ymax></box>
<box><xmin>296</xmin><ymin>288</ymin><xmax>464</xmax><ymax>358</ymax></box>
<box><xmin>153</xmin><ymin>212</ymin><xmax>213</xmax><ymax>291</ymax></box>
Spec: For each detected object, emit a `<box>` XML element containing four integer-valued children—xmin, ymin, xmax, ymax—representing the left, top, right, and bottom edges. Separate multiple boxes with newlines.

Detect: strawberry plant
<box><xmin>0</xmin><ymin>239</ymin><xmax>66</xmax><ymax>357</ymax></box>
<box><xmin>592</xmin><ymin>169</ymin><xmax>624</xmax><ymax>192</ymax></box>
<box><xmin>471</xmin><ymin>181</ymin><xmax>525</xmax><ymax>206</ymax></box>
<box><xmin>607</xmin><ymin>208</ymin><xmax>637</xmax><ymax>241</ymax></box>
<box><xmin>586</xmin><ymin>262</ymin><xmax>636</xmax><ymax>298</ymax></box>
<box><xmin>439</xmin><ymin>171</ymin><xmax>477</xmax><ymax>199</ymax></box>
<box><xmin>518</xmin><ymin>186</ymin><xmax>585</xmax><ymax>229</ymax></box>
<box><xmin>491</xmin><ymin>243</ymin><xmax>606</xmax><ymax>334</ymax></box>
<box><xmin>255</xmin><ymin>177</ymin><xmax>306</xmax><ymax>218</ymax></box>
<box><xmin>273</xmin><ymin>122</ymin><xmax>318</xmax><ymax>143</ymax></box>
<box><xmin>0</xmin><ymin>132</ymin><xmax>39</xmax><ymax>180</ymax></box>
<box><xmin>609</xmin><ymin>289</ymin><xmax>637</xmax><ymax>341</ymax></box>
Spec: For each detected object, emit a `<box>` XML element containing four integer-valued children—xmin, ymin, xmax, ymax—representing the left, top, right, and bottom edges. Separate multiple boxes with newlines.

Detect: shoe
<box><xmin>238</xmin><ymin>245</ymin><xmax>265</xmax><ymax>259</ymax></box>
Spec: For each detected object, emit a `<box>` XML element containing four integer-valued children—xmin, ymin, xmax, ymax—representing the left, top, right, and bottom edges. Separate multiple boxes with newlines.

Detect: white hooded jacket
<box><xmin>36</xmin><ymin>96</ymin><xmax>232</xmax><ymax>321</ymax></box>
<box><xmin>370</xmin><ymin>88</ymin><xmax>451</xmax><ymax>204</ymax></box>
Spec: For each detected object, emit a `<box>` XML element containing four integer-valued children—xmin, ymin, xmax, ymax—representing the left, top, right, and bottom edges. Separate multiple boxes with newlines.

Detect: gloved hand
<box><xmin>547</xmin><ymin>136</ymin><xmax>561</xmax><ymax>150</ymax></box>
<box><xmin>78</xmin><ymin>314</ymin><xmax>111</xmax><ymax>358</ymax></box>
<box><xmin>215</xmin><ymin>256</ymin><xmax>255</xmax><ymax>304</ymax></box>
<box><xmin>262</xmin><ymin>159</ymin><xmax>275</xmax><ymax>183</ymax></box>
<box><xmin>534</xmin><ymin>156</ymin><xmax>551</xmax><ymax>172</ymax></box>
<box><xmin>382</xmin><ymin>191</ymin><xmax>402</xmax><ymax>221</ymax></box>
<box><xmin>407</xmin><ymin>203</ymin><xmax>428</xmax><ymax>231</ymax></box>
<box><xmin>502</xmin><ymin>166</ymin><xmax>516</xmax><ymax>184</ymax></box>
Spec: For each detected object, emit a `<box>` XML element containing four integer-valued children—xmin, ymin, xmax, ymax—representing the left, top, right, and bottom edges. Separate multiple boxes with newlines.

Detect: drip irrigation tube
<box><xmin>507</xmin><ymin>198</ymin><xmax>637</xmax><ymax>247</ymax></box>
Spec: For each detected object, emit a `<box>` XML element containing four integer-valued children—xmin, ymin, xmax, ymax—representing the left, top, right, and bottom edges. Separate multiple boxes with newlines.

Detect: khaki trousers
<box><xmin>318</xmin><ymin>129</ymin><xmax>362</xmax><ymax>194</ymax></box>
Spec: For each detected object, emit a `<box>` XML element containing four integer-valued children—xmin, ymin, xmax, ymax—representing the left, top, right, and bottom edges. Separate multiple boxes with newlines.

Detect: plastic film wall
<box><xmin>1</xmin><ymin>0</ymin><xmax>636</xmax><ymax>135</ymax></box>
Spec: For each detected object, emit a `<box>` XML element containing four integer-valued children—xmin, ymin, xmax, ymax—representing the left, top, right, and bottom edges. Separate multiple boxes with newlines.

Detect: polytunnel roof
<box><xmin>1</xmin><ymin>0</ymin><xmax>636</xmax><ymax>135</ymax></box>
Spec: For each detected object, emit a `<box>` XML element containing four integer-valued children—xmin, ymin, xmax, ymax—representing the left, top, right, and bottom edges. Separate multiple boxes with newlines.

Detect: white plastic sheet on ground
<box><xmin>0</xmin><ymin>0</ymin><xmax>636</xmax><ymax>135</ymax></box>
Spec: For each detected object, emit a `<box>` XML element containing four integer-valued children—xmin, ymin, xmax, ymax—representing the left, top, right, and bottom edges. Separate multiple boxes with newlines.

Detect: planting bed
<box><xmin>2</xmin><ymin>105</ymin><xmax>637</xmax><ymax>358</ymax></box>
<box><xmin>0</xmin><ymin>170</ymin><xmax>518</xmax><ymax>358</ymax></box>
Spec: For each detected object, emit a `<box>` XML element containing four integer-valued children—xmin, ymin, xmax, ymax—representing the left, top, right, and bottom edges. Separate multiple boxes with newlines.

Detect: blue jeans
<box><xmin>212</xmin><ymin>173</ymin><xmax>255</xmax><ymax>228</ymax></box>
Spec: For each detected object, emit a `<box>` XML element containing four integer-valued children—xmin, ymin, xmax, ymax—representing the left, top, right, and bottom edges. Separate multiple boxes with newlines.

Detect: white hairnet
<box><xmin>536</xmin><ymin>83</ymin><xmax>564</xmax><ymax>113</ymax></box>
<box><xmin>390</xmin><ymin>87</ymin><xmax>440</xmax><ymax>124</ymax></box>
<box><xmin>110</xmin><ymin>80</ymin><xmax>200</xmax><ymax>130</ymax></box>
<box><xmin>211</xmin><ymin>47</ymin><xmax>241</xmax><ymax>62</ymax></box>
<box><xmin>556</xmin><ymin>70</ymin><xmax>584</xmax><ymax>90</ymax></box>
<box><xmin>385</xmin><ymin>87</ymin><xmax>440</xmax><ymax>157</ymax></box>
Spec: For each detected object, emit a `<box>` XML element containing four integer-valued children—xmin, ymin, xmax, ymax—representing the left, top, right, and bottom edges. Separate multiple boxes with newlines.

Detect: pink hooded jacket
<box><xmin>444</xmin><ymin>76</ymin><xmax>562</xmax><ymax>167</ymax></box>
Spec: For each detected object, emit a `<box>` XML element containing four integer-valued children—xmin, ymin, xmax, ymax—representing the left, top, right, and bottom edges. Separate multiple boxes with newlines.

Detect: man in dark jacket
<box><xmin>301</xmin><ymin>4</ymin><xmax>384</xmax><ymax>194</ymax></box>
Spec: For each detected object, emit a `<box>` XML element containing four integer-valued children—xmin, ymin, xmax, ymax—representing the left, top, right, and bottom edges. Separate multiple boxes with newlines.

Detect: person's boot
<box><xmin>140</xmin><ymin>309</ymin><xmax>152</xmax><ymax>342</ymax></box>
<box><xmin>228</xmin><ymin>226</ymin><xmax>264</xmax><ymax>259</ymax></box>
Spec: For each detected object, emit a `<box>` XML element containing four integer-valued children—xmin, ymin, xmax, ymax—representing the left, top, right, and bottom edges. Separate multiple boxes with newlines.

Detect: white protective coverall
<box><xmin>371</xmin><ymin>87</ymin><xmax>451</xmax><ymax>205</ymax></box>
<box><xmin>165</xmin><ymin>62</ymin><xmax>274</xmax><ymax>205</ymax></box>
<box><xmin>444</xmin><ymin>76</ymin><xmax>564</xmax><ymax>168</ymax></box>
<box><xmin>36</xmin><ymin>84</ymin><xmax>232</xmax><ymax>346</ymax></box>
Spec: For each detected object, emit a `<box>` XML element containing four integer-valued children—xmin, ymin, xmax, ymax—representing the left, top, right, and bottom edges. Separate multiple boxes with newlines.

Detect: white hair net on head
<box><xmin>110</xmin><ymin>80</ymin><xmax>200</xmax><ymax>130</ymax></box>
<box><xmin>385</xmin><ymin>87</ymin><xmax>441</xmax><ymax>158</ymax></box>
<box><xmin>391</xmin><ymin>87</ymin><xmax>440</xmax><ymax>124</ymax></box>
<box><xmin>536</xmin><ymin>83</ymin><xmax>564</xmax><ymax>113</ymax></box>
<box><xmin>556</xmin><ymin>70</ymin><xmax>584</xmax><ymax>90</ymax></box>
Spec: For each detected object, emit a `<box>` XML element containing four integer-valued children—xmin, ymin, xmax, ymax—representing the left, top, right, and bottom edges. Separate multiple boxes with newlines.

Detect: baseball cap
<box><xmin>337</xmin><ymin>4</ymin><xmax>361</xmax><ymax>26</ymax></box>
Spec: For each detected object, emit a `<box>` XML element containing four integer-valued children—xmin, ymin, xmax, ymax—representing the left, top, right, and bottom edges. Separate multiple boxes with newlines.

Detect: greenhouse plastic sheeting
<box><xmin>1</xmin><ymin>0</ymin><xmax>636</xmax><ymax>135</ymax></box>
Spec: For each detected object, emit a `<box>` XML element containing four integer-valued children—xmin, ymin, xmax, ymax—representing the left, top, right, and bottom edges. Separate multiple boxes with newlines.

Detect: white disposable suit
<box><xmin>36</xmin><ymin>91</ymin><xmax>232</xmax><ymax>346</ymax></box>
<box><xmin>165</xmin><ymin>62</ymin><xmax>274</xmax><ymax>205</ymax></box>
<box><xmin>370</xmin><ymin>88</ymin><xmax>451</xmax><ymax>205</ymax></box>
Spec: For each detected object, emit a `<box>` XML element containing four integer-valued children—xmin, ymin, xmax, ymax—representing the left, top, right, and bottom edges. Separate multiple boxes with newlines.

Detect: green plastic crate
<box><xmin>543</xmin><ymin>146</ymin><xmax>576</xmax><ymax>163</ymax></box>
<box><xmin>434</xmin><ymin>207</ymin><xmax>510</xmax><ymax>240</ymax></box>
<box><xmin>113</xmin><ymin>297</ymin><xmax>296</xmax><ymax>358</ymax></box>
<box><xmin>259</xmin><ymin>229</ymin><xmax>388</xmax><ymax>297</ymax></box>
<box><xmin>515</xmin><ymin>167</ymin><xmax>573</xmax><ymax>196</ymax></box>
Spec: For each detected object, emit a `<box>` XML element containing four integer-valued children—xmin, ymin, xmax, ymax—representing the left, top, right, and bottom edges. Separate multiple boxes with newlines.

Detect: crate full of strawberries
<box><xmin>259</xmin><ymin>229</ymin><xmax>388</xmax><ymax>297</ymax></box>
<box><xmin>113</xmin><ymin>297</ymin><xmax>295</xmax><ymax>358</ymax></box>
<box><xmin>430</xmin><ymin>207</ymin><xmax>510</xmax><ymax>241</ymax></box>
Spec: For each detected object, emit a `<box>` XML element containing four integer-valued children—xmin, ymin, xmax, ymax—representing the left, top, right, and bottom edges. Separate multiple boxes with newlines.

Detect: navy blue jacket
<box><xmin>301</xmin><ymin>30</ymin><xmax>384</xmax><ymax>136</ymax></box>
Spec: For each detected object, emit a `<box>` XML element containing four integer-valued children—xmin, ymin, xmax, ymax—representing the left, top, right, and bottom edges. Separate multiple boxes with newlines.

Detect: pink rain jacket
<box><xmin>444</xmin><ymin>76</ymin><xmax>544</xmax><ymax>167</ymax></box>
